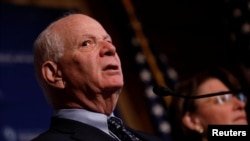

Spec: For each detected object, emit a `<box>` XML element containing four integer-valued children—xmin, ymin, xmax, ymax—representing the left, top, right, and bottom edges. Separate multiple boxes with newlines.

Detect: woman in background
<box><xmin>169</xmin><ymin>67</ymin><xmax>248</xmax><ymax>141</ymax></box>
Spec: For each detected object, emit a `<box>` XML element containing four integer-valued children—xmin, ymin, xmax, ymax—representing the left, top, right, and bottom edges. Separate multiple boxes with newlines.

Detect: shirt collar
<box><xmin>55</xmin><ymin>109</ymin><xmax>114</xmax><ymax>135</ymax></box>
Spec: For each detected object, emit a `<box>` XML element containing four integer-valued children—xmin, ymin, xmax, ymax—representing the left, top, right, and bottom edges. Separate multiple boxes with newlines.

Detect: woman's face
<box><xmin>193</xmin><ymin>78</ymin><xmax>248</xmax><ymax>127</ymax></box>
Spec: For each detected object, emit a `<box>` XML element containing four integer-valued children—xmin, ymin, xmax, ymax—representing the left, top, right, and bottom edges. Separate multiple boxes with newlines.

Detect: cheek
<box><xmin>73</xmin><ymin>54</ymin><xmax>94</xmax><ymax>71</ymax></box>
<box><xmin>63</xmin><ymin>57</ymin><xmax>93</xmax><ymax>80</ymax></box>
<box><xmin>197</xmin><ymin>107</ymin><xmax>232</xmax><ymax>124</ymax></box>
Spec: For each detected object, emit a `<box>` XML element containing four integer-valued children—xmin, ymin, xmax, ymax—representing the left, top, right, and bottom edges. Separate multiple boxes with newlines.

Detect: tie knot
<box><xmin>108</xmin><ymin>117</ymin><xmax>141</xmax><ymax>141</ymax></box>
<box><xmin>108</xmin><ymin>117</ymin><xmax>124</xmax><ymax>130</ymax></box>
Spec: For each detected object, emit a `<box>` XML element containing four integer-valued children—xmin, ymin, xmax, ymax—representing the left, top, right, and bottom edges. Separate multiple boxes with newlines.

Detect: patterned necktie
<box><xmin>108</xmin><ymin>117</ymin><xmax>141</xmax><ymax>141</ymax></box>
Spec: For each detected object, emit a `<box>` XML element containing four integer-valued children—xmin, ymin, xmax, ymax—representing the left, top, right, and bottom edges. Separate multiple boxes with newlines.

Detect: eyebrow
<box><xmin>80</xmin><ymin>34</ymin><xmax>111</xmax><ymax>40</ymax></box>
<box><xmin>103</xmin><ymin>34</ymin><xmax>112</xmax><ymax>41</ymax></box>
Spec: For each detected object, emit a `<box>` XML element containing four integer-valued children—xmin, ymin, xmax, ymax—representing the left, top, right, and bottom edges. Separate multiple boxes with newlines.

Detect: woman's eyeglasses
<box><xmin>216</xmin><ymin>92</ymin><xmax>247</xmax><ymax>104</ymax></box>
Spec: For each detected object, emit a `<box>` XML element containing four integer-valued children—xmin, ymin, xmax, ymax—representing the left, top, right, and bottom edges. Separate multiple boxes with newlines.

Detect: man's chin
<box><xmin>104</xmin><ymin>81</ymin><xmax>124</xmax><ymax>89</ymax></box>
<box><xmin>102</xmin><ymin>84</ymin><xmax>123</xmax><ymax>92</ymax></box>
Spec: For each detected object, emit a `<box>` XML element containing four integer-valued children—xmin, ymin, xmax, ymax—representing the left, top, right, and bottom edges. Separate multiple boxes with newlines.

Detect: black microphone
<box><xmin>153</xmin><ymin>85</ymin><xmax>242</xmax><ymax>99</ymax></box>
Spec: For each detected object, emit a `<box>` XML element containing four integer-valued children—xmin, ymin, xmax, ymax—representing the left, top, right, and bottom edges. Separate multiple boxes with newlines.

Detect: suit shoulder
<box><xmin>30</xmin><ymin>129</ymin><xmax>71</xmax><ymax>141</ymax></box>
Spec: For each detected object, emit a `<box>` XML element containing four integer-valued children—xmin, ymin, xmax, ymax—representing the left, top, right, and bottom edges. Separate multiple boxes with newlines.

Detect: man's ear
<box><xmin>41</xmin><ymin>61</ymin><xmax>65</xmax><ymax>89</ymax></box>
<box><xmin>182</xmin><ymin>112</ymin><xmax>204</xmax><ymax>133</ymax></box>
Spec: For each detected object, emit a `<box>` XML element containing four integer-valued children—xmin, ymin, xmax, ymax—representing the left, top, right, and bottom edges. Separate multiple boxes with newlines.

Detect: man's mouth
<box><xmin>104</xmin><ymin>64</ymin><xmax>118</xmax><ymax>71</ymax></box>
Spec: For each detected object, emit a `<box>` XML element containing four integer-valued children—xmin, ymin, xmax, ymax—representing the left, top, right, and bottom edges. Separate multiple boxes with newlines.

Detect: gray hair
<box><xmin>33</xmin><ymin>22</ymin><xmax>64</xmax><ymax>100</ymax></box>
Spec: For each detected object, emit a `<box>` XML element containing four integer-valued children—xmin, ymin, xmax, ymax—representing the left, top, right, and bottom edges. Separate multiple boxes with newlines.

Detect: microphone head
<box><xmin>153</xmin><ymin>85</ymin><xmax>174</xmax><ymax>96</ymax></box>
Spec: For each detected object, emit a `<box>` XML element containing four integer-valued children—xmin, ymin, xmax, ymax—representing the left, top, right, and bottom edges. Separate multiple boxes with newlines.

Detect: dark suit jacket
<box><xmin>31</xmin><ymin>117</ymin><xmax>163</xmax><ymax>141</ymax></box>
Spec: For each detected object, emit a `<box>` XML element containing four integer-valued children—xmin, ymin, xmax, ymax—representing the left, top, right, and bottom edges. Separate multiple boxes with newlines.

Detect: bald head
<box><xmin>50</xmin><ymin>14</ymin><xmax>105</xmax><ymax>38</ymax></box>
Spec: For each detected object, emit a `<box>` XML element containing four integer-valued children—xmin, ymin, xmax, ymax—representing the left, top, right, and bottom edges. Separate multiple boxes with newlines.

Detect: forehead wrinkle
<box><xmin>48</xmin><ymin>14</ymin><xmax>111</xmax><ymax>52</ymax></box>
<box><xmin>49</xmin><ymin>17</ymin><xmax>84</xmax><ymax>48</ymax></box>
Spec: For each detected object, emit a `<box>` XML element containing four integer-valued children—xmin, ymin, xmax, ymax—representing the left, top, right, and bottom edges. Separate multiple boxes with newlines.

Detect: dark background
<box><xmin>87</xmin><ymin>0</ymin><xmax>250</xmax><ymax>77</ymax></box>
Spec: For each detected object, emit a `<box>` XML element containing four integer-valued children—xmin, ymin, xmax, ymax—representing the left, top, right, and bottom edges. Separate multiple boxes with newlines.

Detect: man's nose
<box><xmin>100</xmin><ymin>41</ymin><xmax>116</xmax><ymax>56</ymax></box>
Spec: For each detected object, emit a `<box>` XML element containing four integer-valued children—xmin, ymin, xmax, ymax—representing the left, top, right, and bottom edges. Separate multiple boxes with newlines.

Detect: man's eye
<box><xmin>81</xmin><ymin>40</ymin><xmax>91</xmax><ymax>47</ymax></box>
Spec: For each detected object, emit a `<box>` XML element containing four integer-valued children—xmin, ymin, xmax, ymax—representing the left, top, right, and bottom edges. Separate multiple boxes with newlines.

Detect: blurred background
<box><xmin>0</xmin><ymin>0</ymin><xmax>249</xmax><ymax>141</ymax></box>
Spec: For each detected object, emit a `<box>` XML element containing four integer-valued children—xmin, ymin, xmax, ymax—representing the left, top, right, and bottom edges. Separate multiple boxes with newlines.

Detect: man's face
<box><xmin>57</xmin><ymin>14</ymin><xmax>124</xmax><ymax>99</ymax></box>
